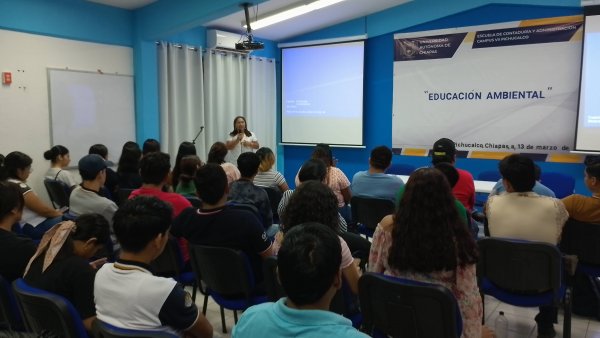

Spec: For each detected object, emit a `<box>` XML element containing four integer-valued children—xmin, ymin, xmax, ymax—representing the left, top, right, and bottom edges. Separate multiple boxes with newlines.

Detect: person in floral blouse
<box><xmin>368</xmin><ymin>167</ymin><xmax>493</xmax><ymax>338</ymax></box>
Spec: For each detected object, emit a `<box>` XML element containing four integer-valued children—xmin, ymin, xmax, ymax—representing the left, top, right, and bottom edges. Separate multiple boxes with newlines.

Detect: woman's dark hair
<box><xmin>172</xmin><ymin>142</ymin><xmax>197</xmax><ymax>188</ymax></box>
<box><xmin>388</xmin><ymin>168</ymin><xmax>478</xmax><ymax>273</ymax></box>
<box><xmin>229</xmin><ymin>116</ymin><xmax>252</xmax><ymax>137</ymax></box>
<box><xmin>43</xmin><ymin>145</ymin><xmax>69</xmax><ymax>163</ymax></box>
<box><xmin>311</xmin><ymin>144</ymin><xmax>333</xmax><ymax>167</ymax></box>
<box><xmin>207</xmin><ymin>142</ymin><xmax>228</xmax><ymax>164</ymax></box>
<box><xmin>298</xmin><ymin>159</ymin><xmax>327</xmax><ymax>183</ymax></box>
<box><xmin>178</xmin><ymin>155</ymin><xmax>202</xmax><ymax>186</ymax></box>
<box><xmin>89</xmin><ymin>144</ymin><xmax>108</xmax><ymax>159</ymax></box>
<box><xmin>55</xmin><ymin>213</ymin><xmax>111</xmax><ymax>258</ymax></box>
<box><xmin>586</xmin><ymin>163</ymin><xmax>600</xmax><ymax>180</ymax></box>
<box><xmin>142</xmin><ymin>138</ymin><xmax>161</xmax><ymax>156</ymax></box>
<box><xmin>256</xmin><ymin>147</ymin><xmax>275</xmax><ymax>172</ymax></box>
<box><xmin>117</xmin><ymin>141</ymin><xmax>142</xmax><ymax>174</ymax></box>
<box><xmin>0</xmin><ymin>181</ymin><xmax>25</xmax><ymax>221</ymax></box>
<box><xmin>1</xmin><ymin>151</ymin><xmax>33</xmax><ymax>180</ymax></box>
<box><xmin>281</xmin><ymin>180</ymin><xmax>339</xmax><ymax>232</ymax></box>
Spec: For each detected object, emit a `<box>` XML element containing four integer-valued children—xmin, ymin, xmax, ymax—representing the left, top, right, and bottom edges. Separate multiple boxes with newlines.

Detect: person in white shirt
<box><xmin>43</xmin><ymin>145</ymin><xmax>77</xmax><ymax>189</ymax></box>
<box><xmin>225</xmin><ymin>116</ymin><xmax>259</xmax><ymax>164</ymax></box>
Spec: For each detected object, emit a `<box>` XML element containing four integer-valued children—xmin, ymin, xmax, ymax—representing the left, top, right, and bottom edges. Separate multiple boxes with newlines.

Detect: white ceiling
<box><xmin>206</xmin><ymin>0</ymin><xmax>412</xmax><ymax>40</ymax></box>
<box><xmin>86</xmin><ymin>0</ymin><xmax>157</xmax><ymax>10</ymax></box>
<box><xmin>86</xmin><ymin>0</ymin><xmax>411</xmax><ymax>41</ymax></box>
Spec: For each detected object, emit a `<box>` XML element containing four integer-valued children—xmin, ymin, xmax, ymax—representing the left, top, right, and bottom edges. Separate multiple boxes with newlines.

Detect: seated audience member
<box><xmin>171</xmin><ymin>141</ymin><xmax>197</xmax><ymax>189</ymax></box>
<box><xmin>43</xmin><ymin>145</ymin><xmax>77</xmax><ymax>189</ymax></box>
<box><xmin>229</xmin><ymin>152</ymin><xmax>274</xmax><ymax>231</ymax></box>
<box><xmin>116</xmin><ymin>141</ymin><xmax>143</xmax><ymax>192</ymax></box>
<box><xmin>129</xmin><ymin>152</ymin><xmax>192</xmax><ymax>262</ymax></box>
<box><xmin>24</xmin><ymin>214</ymin><xmax>110</xmax><ymax>332</ymax></box>
<box><xmin>396</xmin><ymin>162</ymin><xmax>469</xmax><ymax>225</ymax></box>
<box><xmin>296</xmin><ymin>144</ymin><xmax>352</xmax><ymax>222</ymax></box>
<box><xmin>207</xmin><ymin>142</ymin><xmax>240</xmax><ymax>186</ymax></box>
<box><xmin>485</xmin><ymin>154</ymin><xmax>568</xmax><ymax>337</ymax></box>
<box><xmin>142</xmin><ymin>138</ymin><xmax>161</xmax><ymax>157</ymax></box>
<box><xmin>172</xmin><ymin>164</ymin><xmax>273</xmax><ymax>285</ymax></box>
<box><xmin>279</xmin><ymin>159</ymin><xmax>348</xmax><ymax>233</ymax></box>
<box><xmin>280</xmin><ymin>181</ymin><xmax>361</xmax><ymax>295</ymax></box>
<box><xmin>1</xmin><ymin>151</ymin><xmax>63</xmax><ymax>239</ymax></box>
<box><xmin>351</xmin><ymin>145</ymin><xmax>404</xmax><ymax>201</ymax></box>
<box><xmin>370</xmin><ymin>168</ymin><xmax>490</xmax><ymax>338</ymax></box>
<box><xmin>232</xmin><ymin>223</ymin><xmax>369</xmax><ymax>338</ymax></box>
<box><xmin>562</xmin><ymin>162</ymin><xmax>600</xmax><ymax>223</ymax></box>
<box><xmin>489</xmin><ymin>163</ymin><xmax>555</xmax><ymax>197</ymax></box>
<box><xmin>431</xmin><ymin>138</ymin><xmax>475</xmax><ymax>213</ymax></box>
<box><xmin>89</xmin><ymin>144</ymin><xmax>119</xmax><ymax>199</ymax></box>
<box><xmin>254</xmin><ymin>147</ymin><xmax>288</xmax><ymax>192</ymax></box>
<box><xmin>95</xmin><ymin>197</ymin><xmax>213</xmax><ymax>337</ymax></box>
<box><xmin>175</xmin><ymin>155</ymin><xmax>202</xmax><ymax>196</ymax></box>
<box><xmin>129</xmin><ymin>152</ymin><xmax>191</xmax><ymax>217</ymax></box>
<box><xmin>69</xmin><ymin>154</ymin><xmax>118</xmax><ymax>251</ymax></box>
<box><xmin>0</xmin><ymin>181</ymin><xmax>36</xmax><ymax>282</ymax></box>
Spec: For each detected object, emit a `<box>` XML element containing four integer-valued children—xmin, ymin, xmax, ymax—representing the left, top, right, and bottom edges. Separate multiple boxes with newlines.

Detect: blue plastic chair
<box><xmin>540</xmin><ymin>172</ymin><xmax>575</xmax><ymax>199</ymax></box>
<box><xmin>189</xmin><ymin>245</ymin><xmax>267</xmax><ymax>333</ymax></box>
<box><xmin>477</xmin><ymin>238</ymin><xmax>571</xmax><ymax>338</ymax></box>
<box><xmin>387</xmin><ymin>163</ymin><xmax>416</xmax><ymax>175</ymax></box>
<box><xmin>0</xmin><ymin>274</ymin><xmax>24</xmax><ymax>331</ymax></box>
<box><xmin>93</xmin><ymin>319</ymin><xmax>178</xmax><ymax>338</ymax></box>
<box><xmin>359</xmin><ymin>273</ymin><xmax>463</xmax><ymax>338</ymax></box>
<box><xmin>12</xmin><ymin>278</ymin><xmax>88</xmax><ymax>338</ymax></box>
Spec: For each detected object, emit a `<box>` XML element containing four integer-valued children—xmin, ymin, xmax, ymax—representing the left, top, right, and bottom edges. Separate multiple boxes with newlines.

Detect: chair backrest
<box><xmin>189</xmin><ymin>245</ymin><xmax>254</xmax><ymax>299</ymax></box>
<box><xmin>115</xmin><ymin>189</ymin><xmax>134</xmax><ymax>207</ymax></box>
<box><xmin>540</xmin><ymin>172</ymin><xmax>575</xmax><ymax>199</ymax></box>
<box><xmin>262</xmin><ymin>256</ymin><xmax>286</xmax><ymax>302</ymax></box>
<box><xmin>477</xmin><ymin>238</ymin><xmax>562</xmax><ymax>296</ymax></box>
<box><xmin>93</xmin><ymin>319</ymin><xmax>178</xmax><ymax>338</ymax></box>
<box><xmin>359</xmin><ymin>273</ymin><xmax>462</xmax><ymax>338</ymax></box>
<box><xmin>387</xmin><ymin>163</ymin><xmax>416</xmax><ymax>175</ymax></box>
<box><xmin>228</xmin><ymin>202</ymin><xmax>263</xmax><ymax>226</ymax></box>
<box><xmin>560</xmin><ymin>218</ymin><xmax>600</xmax><ymax>265</ymax></box>
<box><xmin>12</xmin><ymin>278</ymin><xmax>88</xmax><ymax>338</ymax></box>
<box><xmin>44</xmin><ymin>179</ymin><xmax>70</xmax><ymax>209</ymax></box>
<box><xmin>150</xmin><ymin>236</ymin><xmax>182</xmax><ymax>278</ymax></box>
<box><xmin>351</xmin><ymin>196</ymin><xmax>395</xmax><ymax>231</ymax></box>
<box><xmin>0</xmin><ymin>274</ymin><xmax>23</xmax><ymax>331</ymax></box>
<box><xmin>262</xmin><ymin>187</ymin><xmax>282</xmax><ymax>221</ymax></box>
<box><xmin>477</xmin><ymin>170</ymin><xmax>501</xmax><ymax>182</ymax></box>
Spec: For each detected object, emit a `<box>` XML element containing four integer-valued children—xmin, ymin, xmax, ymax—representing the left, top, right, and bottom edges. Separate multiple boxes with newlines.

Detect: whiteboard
<box><xmin>48</xmin><ymin>69</ymin><xmax>135</xmax><ymax>165</ymax></box>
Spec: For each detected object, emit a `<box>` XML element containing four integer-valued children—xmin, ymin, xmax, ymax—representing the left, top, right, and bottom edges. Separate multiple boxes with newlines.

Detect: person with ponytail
<box><xmin>0</xmin><ymin>179</ymin><xmax>37</xmax><ymax>282</ymax></box>
<box><xmin>1</xmin><ymin>151</ymin><xmax>63</xmax><ymax>239</ymax></box>
<box><xmin>23</xmin><ymin>214</ymin><xmax>110</xmax><ymax>332</ymax></box>
<box><xmin>43</xmin><ymin>145</ymin><xmax>77</xmax><ymax>189</ymax></box>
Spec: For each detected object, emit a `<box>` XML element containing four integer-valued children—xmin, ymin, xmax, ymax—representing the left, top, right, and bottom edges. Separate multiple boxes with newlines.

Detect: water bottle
<box><xmin>494</xmin><ymin>311</ymin><xmax>508</xmax><ymax>338</ymax></box>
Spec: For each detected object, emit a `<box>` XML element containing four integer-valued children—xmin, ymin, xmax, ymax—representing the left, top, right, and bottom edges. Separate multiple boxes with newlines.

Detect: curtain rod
<box><xmin>156</xmin><ymin>41</ymin><xmax>274</xmax><ymax>62</ymax></box>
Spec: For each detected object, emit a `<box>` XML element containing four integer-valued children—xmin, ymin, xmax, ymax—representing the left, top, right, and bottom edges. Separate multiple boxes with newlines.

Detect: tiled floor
<box><xmin>191</xmin><ymin>287</ymin><xmax>600</xmax><ymax>338</ymax></box>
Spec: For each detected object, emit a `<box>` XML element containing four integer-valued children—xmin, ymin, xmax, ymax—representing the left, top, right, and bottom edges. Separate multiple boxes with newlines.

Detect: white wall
<box><xmin>0</xmin><ymin>29</ymin><xmax>133</xmax><ymax>204</ymax></box>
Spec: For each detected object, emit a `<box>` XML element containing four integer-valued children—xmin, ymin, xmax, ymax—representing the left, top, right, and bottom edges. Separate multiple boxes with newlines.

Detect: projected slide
<box><xmin>281</xmin><ymin>40</ymin><xmax>364</xmax><ymax>146</ymax></box>
<box><xmin>576</xmin><ymin>13</ymin><xmax>600</xmax><ymax>151</ymax></box>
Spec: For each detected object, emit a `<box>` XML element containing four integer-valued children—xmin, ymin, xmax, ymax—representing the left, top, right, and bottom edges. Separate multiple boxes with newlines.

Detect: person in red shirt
<box><xmin>129</xmin><ymin>152</ymin><xmax>192</xmax><ymax>261</ymax></box>
<box><xmin>431</xmin><ymin>138</ymin><xmax>475</xmax><ymax>213</ymax></box>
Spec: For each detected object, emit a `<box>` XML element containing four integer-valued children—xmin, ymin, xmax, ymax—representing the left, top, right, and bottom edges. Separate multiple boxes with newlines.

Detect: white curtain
<box><xmin>157</xmin><ymin>42</ymin><xmax>205</xmax><ymax>163</ymax></box>
<box><xmin>203</xmin><ymin>50</ymin><xmax>276</xmax><ymax>162</ymax></box>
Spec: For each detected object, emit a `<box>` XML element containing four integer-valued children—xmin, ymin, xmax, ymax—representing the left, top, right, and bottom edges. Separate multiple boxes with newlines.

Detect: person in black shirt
<box><xmin>0</xmin><ymin>180</ymin><xmax>36</xmax><ymax>282</ymax></box>
<box><xmin>23</xmin><ymin>214</ymin><xmax>110</xmax><ymax>332</ymax></box>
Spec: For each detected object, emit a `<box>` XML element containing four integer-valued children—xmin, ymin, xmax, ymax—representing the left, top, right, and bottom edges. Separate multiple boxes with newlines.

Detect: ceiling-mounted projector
<box><xmin>236</xmin><ymin>3</ymin><xmax>264</xmax><ymax>51</ymax></box>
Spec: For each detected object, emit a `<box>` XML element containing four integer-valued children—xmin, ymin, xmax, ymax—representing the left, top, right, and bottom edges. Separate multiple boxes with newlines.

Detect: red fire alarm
<box><xmin>2</xmin><ymin>72</ymin><xmax>12</xmax><ymax>85</ymax></box>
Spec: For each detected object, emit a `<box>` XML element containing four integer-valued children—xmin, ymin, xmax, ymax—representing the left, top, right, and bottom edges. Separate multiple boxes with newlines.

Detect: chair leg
<box><xmin>234</xmin><ymin>310</ymin><xmax>238</xmax><ymax>323</ymax></box>
<box><xmin>202</xmin><ymin>293</ymin><xmax>208</xmax><ymax>315</ymax></box>
<box><xmin>220</xmin><ymin>306</ymin><xmax>227</xmax><ymax>333</ymax></box>
<box><xmin>480</xmin><ymin>292</ymin><xmax>485</xmax><ymax>325</ymax></box>
<box><xmin>191</xmin><ymin>281</ymin><xmax>197</xmax><ymax>302</ymax></box>
<box><xmin>563</xmin><ymin>288</ymin><xmax>572</xmax><ymax>338</ymax></box>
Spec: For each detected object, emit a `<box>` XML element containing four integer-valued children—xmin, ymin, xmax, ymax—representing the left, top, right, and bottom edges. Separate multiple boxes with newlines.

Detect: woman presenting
<box><xmin>225</xmin><ymin>116</ymin><xmax>259</xmax><ymax>163</ymax></box>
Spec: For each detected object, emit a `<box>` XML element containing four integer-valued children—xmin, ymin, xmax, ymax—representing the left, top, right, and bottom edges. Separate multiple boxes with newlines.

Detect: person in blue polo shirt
<box><xmin>232</xmin><ymin>223</ymin><xmax>368</xmax><ymax>338</ymax></box>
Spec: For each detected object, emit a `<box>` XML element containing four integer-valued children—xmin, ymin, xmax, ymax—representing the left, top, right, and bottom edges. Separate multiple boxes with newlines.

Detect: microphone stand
<box><xmin>192</xmin><ymin>126</ymin><xmax>204</xmax><ymax>145</ymax></box>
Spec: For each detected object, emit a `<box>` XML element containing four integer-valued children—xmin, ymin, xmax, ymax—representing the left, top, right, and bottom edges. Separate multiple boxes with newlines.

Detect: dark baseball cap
<box><xmin>78</xmin><ymin>154</ymin><xmax>107</xmax><ymax>177</ymax></box>
<box><xmin>432</xmin><ymin>138</ymin><xmax>456</xmax><ymax>157</ymax></box>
